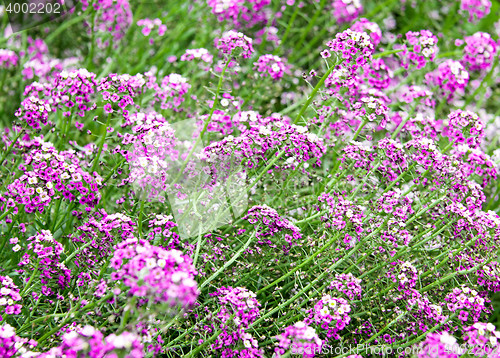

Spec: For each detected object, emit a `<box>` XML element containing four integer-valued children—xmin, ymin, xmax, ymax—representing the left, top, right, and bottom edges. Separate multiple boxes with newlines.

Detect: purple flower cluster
<box><xmin>110</xmin><ymin>238</ymin><xmax>199</xmax><ymax>308</ymax></box>
<box><xmin>243</xmin><ymin>205</ymin><xmax>302</xmax><ymax>253</ymax></box>
<box><xmin>425</xmin><ymin>59</ymin><xmax>469</xmax><ymax>101</ymax></box>
<box><xmin>208</xmin><ymin>286</ymin><xmax>263</xmax><ymax>356</ymax></box>
<box><xmin>203</xmin><ymin>121</ymin><xmax>327</xmax><ymax>169</ymax></box>
<box><xmin>445</xmin><ymin>109</ymin><xmax>484</xmax><ymax>148</ymax></box>
<box><xmin>19</xmin><ymin>230</ymin><xmax>72</xmax><ymax>297</ymax></box>
<box><xmin>0</xmin><ymin>276</ymin><xmax>22</xmax><ymax>321</ymax></box>
<box><xmin>445</xmin><ymin>286</ymin><xmax>490</xmax><ymax>324</ymax></box>
<box><xmin>329</xmin><ymin>273</ymin><xmax>362</xmax><ymax>300</ymax></box>
<box><xmin>376</xmin><ymin>189</ymin><xmax>414</xmax><ymax>221</ymax></box>
<box><xmin>275</xmin><ymin>321</ymin><xmax>322</xmax><ymax>358</ymax></box>
<box><xmin>417</xmin><ymin>331</ymin><xmax>459</xmax><ymax>358</ymax></box>
<box><xmin>154</xmin><ymin>73</ymin><xmax>191</xmax><ymax>111</ymax></box>
<box><xmin>463</xmin><ymin>322</ymin><xmax>500</xmax><ymax>356</ymax></box>
<box><xmin>307</xmin><ymin>294</ymin><xmax>351</xmax><ymax>340</ymax></box>
<box><xmin>214</xmin><ymin>30</ymin><xmax>254</xmax><ymax>58</ymax></box>
<box><xmin>180</xmin><ymin>48</ymin><xmax>214</xmax><ymax>64</ymax></box>
<box><xmin>210</xmin><ymin>286</ymin><xmax>261</xmax><ymax>328</ymax></box>
<box><xmin>123</xmin><ymin>119</ymin><xmax>177</xmax><ymax>202</ymax></box>
<box><xmin>146</xmin><ymin>214</ymin><xmax>183</xmax><ymax>251</ymax></box>
<box><xmin>387</xmin><ymin>261</ymin><xmax>418</xmax><ymax>290</ymax></box>
<box><xmin>253</xmin><ymin>54</ymin><xmax>288</xmax><ymax>80</ymax></box>
<box><xmin>318</xmin><ymin>192</ymin><xmax>364</xmax><ymax>246</ymax></box>
<box><xmin>70</xmin><ymin>211</ymin><xmax>136</xmax><ymax>275</ymax></box>
<box><xmin>16</xmin><ymin>69</ymin><xmax>140</xmax><ymax>129</ymax></box>
<box><xmin>324</xmin><ymin>29</ymin><xmax>374</xmax><ymax>72</ymax></box>
<box><xmin>4</xmin><ymin>141</ymin><xmax>102</xmax><ymax>213</ymax></box>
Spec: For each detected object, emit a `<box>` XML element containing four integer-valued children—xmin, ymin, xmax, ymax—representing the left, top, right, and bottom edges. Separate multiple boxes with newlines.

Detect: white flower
<box><xmin>294</xmin><ymin>321</ymin><xmax>306</xmax><ymax>329</ymax></box>
<box><xmin>0</xmin><ymin>287</ymin><xmax>11</xmax><ymax>295</ymax></box>
<box><xmin>146</xmin><ymin>258</ymin><xmax>157</xmax><ymax>269</ymax></box>
<box><xmin>304</xmin><ymin>326</ymin><xmax>316</xmax><ymax>339</ymax></box>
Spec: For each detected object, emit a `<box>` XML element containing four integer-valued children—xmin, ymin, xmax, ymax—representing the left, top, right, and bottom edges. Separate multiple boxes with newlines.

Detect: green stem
<box><xmin>199</xmin><ymin>232</ymin><xmax>255</xmax><ymax>290</ymax></box>
<box><xmin>275</xmin><ymin>5</ymin><xmax>300</xmax><ymax>55</ymax></box>
<box><xmin>91</xmin><ymin>113</ymin><xmax>112</xmax><ymax>173</ymax></box>
<box><xmin>0</xmin><ymin>130</ymin><xmax>22</xmax><ymax>167</ymax></box>
<box><xmin>292</xmin><ymin>63</ymin><xmax>337</xmax><ymax>125</ymax></box>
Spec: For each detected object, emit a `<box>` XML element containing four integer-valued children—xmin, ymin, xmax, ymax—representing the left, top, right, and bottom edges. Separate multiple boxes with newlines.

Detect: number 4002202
<box><xmin>5</xmin><ymin>2</ymin><xmax>61</xmax><ymax>14</ymax></box>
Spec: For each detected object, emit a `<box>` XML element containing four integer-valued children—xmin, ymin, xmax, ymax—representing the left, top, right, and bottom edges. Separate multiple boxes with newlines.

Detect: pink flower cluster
<box><xmin>207</xmin><ymin>0</ymin><xmax>270</xmax><ymax>29</ymax></box>
<box><xmin>203</xmin><ymin>121</ymin><xmax>326</xmax><ymax>169</ymax></box>
<box><xmin>351</xmin><ymin>18</ymin><xmax>382</xmax><ymax>47</ymax></box>
<box><xmin>146</xmin><ymin>214</ymin><xmax>182</xmax><ymax>250</ymax></box>
<box><xmin>253</xmin><ymin>54</ymin><xmax>288</xmax><ymax>80</ymax></box>
<box><xmin>331</xmin><ymin>0</ymin><xmax>363</xmax><ymax>24</ymax></box>
<box><xmin>81</xmin><ymin>0</ymin><xmax>133</xmax><ymax>45</ymax></box>
<box><xmin>155</xmin><ymin>73</ymin><xmax>191</xmax><ymax>110</ymax></box>
<box><xmin>210</xmin><ymin>286</ymin><xmax>261</xmax><ymax>328</ymax></box>
<box><xmin>208</xmin><ymin>286</ymin><xmax>263</xmax><ymax>356</ymax></box>
<box><xmin>460</xmin><ymin>0</ymin><xmax>492</xmax><ymax>22</ymax></box>
<box><xmin>461</xmin><ymin>32</ymin><xmax>498</xmax><ymax>71</ymax></box>
<box><xmin>0</xmin><ymin>276</ymin><xmax>22</xmax><ymax>321</ymax></box>
<box><xmin>376</xmin><ymin>189</ymin><xmax>414</xmax><ymax>221</ymax></box>
<box><xmin>38</xmin><ymin>325</ymin><xmax>144</xmax><ymax>358</ymax></box>
<box><xmin>70</xmin><ymin>211</ymin><xmax>136</xmax><ymax>275</ymax></box>
<box><xmin>318</xmin><ymin>192</ymin><xmax>364</xmax><ymax>244</ymax></box>
<box><xmin>0</xmin><ymin>49</ymin><xmax>18</xmax><ymax>69</ymax></box>
<box><xmin>180</xmin><ymin>48</ymin><xmax>214</xmax><ymax>63</ymax></box>
<box><xmin>110</xmin><ymin>238</ymin><xmax>199</xmax><ymax>308</ymax></box>
<box><xmin>275</xmin><ymin>321</ymin><xmax>322</xmax><ymax>358</ymax></box>
<box><xmin>214</xmin><ymin>30</ymin><xmax>255</xmax><ymax>58</ymax></box>
<box><xmin>0</xmin><ymin>324</ymin><xmax>37</xmax><ymax>358</ymax></box>
<box><xmin>387</xmin><ymin>261</ymin><xmax>418</xmax><ymax>290</ymax></box>
<box><xmin>123</xmin><ymin>118</ymin><xmax>177</xmax><ymax>202</ymax></box>
<box><xmin>425</xmin><ymin>59</ymin><xmax>469</xmax><ymax>101</ymax></box>
<box><xmin>463</xmin><ymin>322</ymin><xmax>500</xmax><ymax>356</ymax></box>
<box><xmin>398</xmin><ymin>30</ymin><xmax>438</xmax><ymax>70</ymax></box>
<box><xmin>137</xmin><ymin>18</ymin><xmax>167</xmax><ymax>37</ymax></box>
